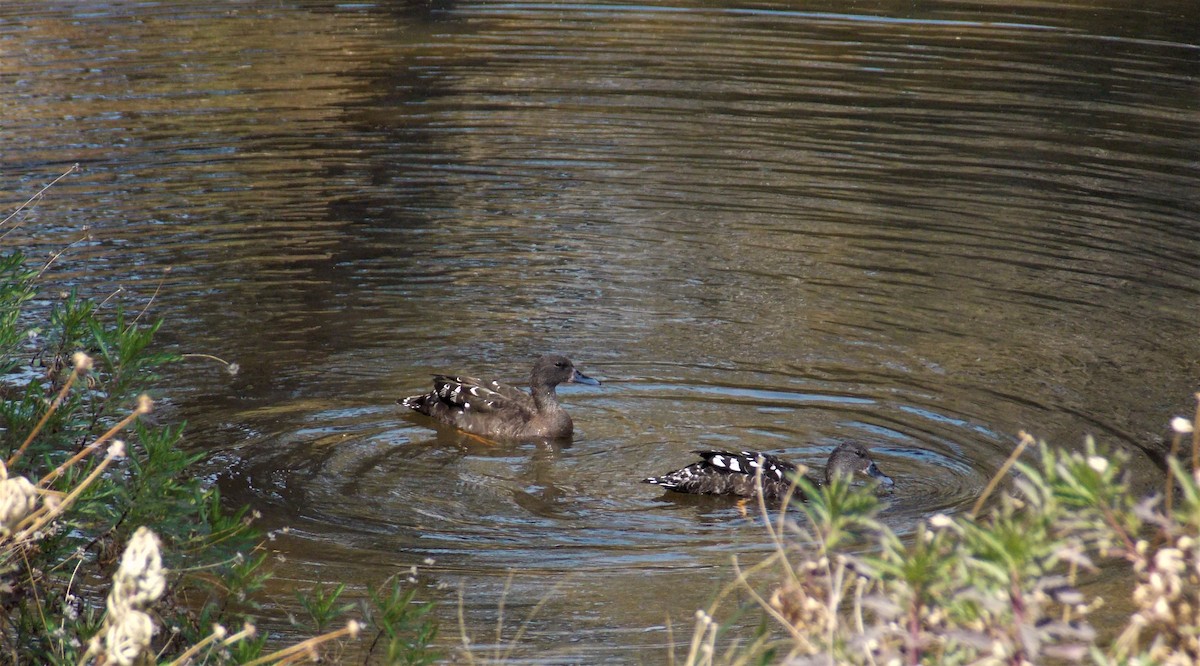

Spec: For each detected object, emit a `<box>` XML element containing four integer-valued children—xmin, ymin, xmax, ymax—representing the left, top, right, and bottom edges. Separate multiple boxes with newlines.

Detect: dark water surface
<box><xmin>2</xmin><ymin>0</ymin><xmax>1199</xmax><ymax>661</ymax></box>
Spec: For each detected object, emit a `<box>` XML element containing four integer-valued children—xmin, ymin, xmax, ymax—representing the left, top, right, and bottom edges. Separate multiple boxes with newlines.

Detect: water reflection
<box><xmin>2</xmin><ymin>0</ymin><xmax>1198</xmax><ymax>661</ymax></box>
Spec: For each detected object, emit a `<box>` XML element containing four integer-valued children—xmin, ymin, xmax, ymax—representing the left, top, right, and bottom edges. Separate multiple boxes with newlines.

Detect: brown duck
<box><xmin>399</xmin><ymin>355</ymin><xmax>600</xmax><ymax>440</ymax></box>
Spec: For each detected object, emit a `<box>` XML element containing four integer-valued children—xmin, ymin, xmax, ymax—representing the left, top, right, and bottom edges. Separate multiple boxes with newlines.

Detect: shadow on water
<box><xmin>2</xmin><ymin>0</ymin><xmax>1199</xmax><ymax>661</ymax></box>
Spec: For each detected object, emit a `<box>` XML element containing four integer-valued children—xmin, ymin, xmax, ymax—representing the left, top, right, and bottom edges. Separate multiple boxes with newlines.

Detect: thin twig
<box><xmin>7</xmin><ymin>362</ymin><xmax>85</xmax><ymax>468</ymax></box>
<box><xmin>179</xmin><ymin>353</ymin><xmax>240</xmax><ymax>378</ymax></box>
<box><xmin>39</xmin><ymin>400</ymin><xmax>148</xmax><ymax>488</ymax></box>
<box><xmin>456</xmin><ymin>585</ymin><xmax>477</xmax><ymax>666</ymax></box>
<box><xmin>97</xmin><ymin>286</ymin><xmax>124</xmax><ymax>309</ymax></box>
<box><xmin>970</xmin><ymin>431</ymin><xmax>1035</xmax><ymax>519</ymax></box>
<box><xmin>241</xmin><ymin>621</ymin><xmax>359</xmax><ymax>666</ymax></box>
<box><xmin>1166</xmin><ymin>429</ymin><xmax>1183</xmax><ymax>517</ymax></box>
<box><xmin>20</xmin><ymin>547</ymin><xmax>49</xmax><ymax>652</ymax></box>
<box><xmin>133</xmin><ymin>267</ymin><xmax>171</xmax><ymax>324</ymax></box>
<box><xmin>684</xmin><ymin>609</ymin><xmax>712</xmax><ymax>666</ymax></box>
<box><xmin>1191</xmin><ymin>392</ymin><xmax>1200</xmax><ymax>473</ymax></box>
<box><xmin>494</xmin><ymin>572</ymin><xmax>511</xmax><ymax>662</ymax></box>
<box><xmin>164</xmin><ymin>625</ymin><xmax>225</xmax><ymax>666</ymax></box>
<box><xmin>0</xmin><ymin>164</ymin><xmax>79</xmax><ymax>233</ymax></box>
<box><xmin>500</xmin><ymin>571</ymin><xmax>572</xmax><ymax>663</ymax></box>
<box><xmin>730</xmin><ymin>555</ymin><xmax>806</xmax><ymax>644</ymax></box>
<box><xmin>665</xmin><ymin>612</ymin><xmax>676</xmax><ymax>666</ymax></box>
<box><xmin>17</xmin><ymin>444</ymin><xmax>124</xmax><ymax>537</ymax></box>
<box><xmin>37</xmin><ymin>230</ymin><xmax>92</xmax><ymax>278</ymax></box>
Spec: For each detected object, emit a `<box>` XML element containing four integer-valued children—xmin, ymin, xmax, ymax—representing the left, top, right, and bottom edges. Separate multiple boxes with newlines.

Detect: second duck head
<box><xmin>825</xmin><ymin>442</ymin><xmax>894</xmax><ymax>488</ymax></box>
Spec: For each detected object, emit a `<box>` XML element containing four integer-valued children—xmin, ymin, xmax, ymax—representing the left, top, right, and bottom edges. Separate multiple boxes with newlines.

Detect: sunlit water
<box><xmin>2</xmin><ymin>0</ymin><xmax>1198</xmax><ymax>661</ymax></box>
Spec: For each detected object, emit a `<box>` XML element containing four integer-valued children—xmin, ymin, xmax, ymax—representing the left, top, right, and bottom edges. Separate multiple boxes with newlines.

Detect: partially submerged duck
<box><xmin>399</xmin><ymin>354</ymin><xmax>600</xmax><ymax>440</ymax></box>
<box><xmin>643</xmin><ymin>442</ymin><xmax>893</xmax><ymax>502</ymax></box>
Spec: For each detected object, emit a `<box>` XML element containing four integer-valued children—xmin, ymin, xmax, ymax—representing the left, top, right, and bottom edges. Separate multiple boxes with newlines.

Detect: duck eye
<box><xmin>555</xmin><ymin>361</ymin><xmax>567</xmax><ymax>368</ymax></box>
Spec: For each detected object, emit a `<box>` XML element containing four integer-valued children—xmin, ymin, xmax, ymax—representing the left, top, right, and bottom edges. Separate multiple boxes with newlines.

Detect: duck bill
<box><xmin>865</xmin><ymin>462</ymin><xmax>895</xmax><ymax>488</ymax></box>
<box><xmin>570</xmin><ymin>369</ymin><xmax>601</xmax><ymax>386</ymax></box>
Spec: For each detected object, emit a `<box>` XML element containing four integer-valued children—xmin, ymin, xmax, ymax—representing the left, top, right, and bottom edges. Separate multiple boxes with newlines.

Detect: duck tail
<box><xmin>399</xmin><ymin>393</ymin><xmax>430</xmax><ymax>413</ymax></box>
<box><xmin>642</xmin><ymin>469</ymin><xmax>688</xmax><ymax>489</ymax></box>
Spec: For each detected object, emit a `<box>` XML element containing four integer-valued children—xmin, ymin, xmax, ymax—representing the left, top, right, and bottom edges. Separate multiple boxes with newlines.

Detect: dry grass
<box><xmin>679</xmin><ymin>398</ymin><xmax>1200</xmax><ymax>665</ymax></box>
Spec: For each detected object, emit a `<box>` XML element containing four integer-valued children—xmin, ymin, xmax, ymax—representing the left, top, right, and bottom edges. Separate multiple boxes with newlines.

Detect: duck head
<box><xmin>825</xmin><ymin>442</ymin><xmax>894</xmax><ymax>488</ymax></box>
<box><xmin>531</xmin><ymin>354</ymin><xmax>601</xmax><ymax>389</ymax></box>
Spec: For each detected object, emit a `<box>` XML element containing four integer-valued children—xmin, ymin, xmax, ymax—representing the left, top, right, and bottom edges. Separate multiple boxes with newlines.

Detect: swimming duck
<box><xmin>399</xmin><ymin>355</ymin><xmax>600</xmax><ymax>440</ymax></box>
<box><xmin>643</xmin><ymin>442</ymin><xmax>893</xmax><ymax>502</ymax></box>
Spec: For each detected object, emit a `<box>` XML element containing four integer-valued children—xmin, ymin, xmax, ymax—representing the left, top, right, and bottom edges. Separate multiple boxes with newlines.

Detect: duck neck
<box><xmin>530</xmin><ymin>384</ymin><xmax>560</xmax><ymax>411</ymax></box>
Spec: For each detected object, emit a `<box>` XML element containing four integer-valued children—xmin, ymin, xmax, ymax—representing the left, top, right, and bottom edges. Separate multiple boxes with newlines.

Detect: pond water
<box><xmin>2</xmin><ymin>0</ymin><xmax>1199</xmax><ymax>661</ymax></box>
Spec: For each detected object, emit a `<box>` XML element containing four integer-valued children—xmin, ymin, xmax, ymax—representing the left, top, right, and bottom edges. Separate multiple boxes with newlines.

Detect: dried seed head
<box><xmin>72</xmin><ymin>352</ymin><xmax>94</xmax><ymax>373</ymax></box>
<box><xmin>1172</xmin><ymin>417</ymin><xmax>1194</xmax><ymax>434</ymax></box>
<box><xmin>768</xmin><ymin>579</ymin><xmax>832</xmax><ymax>654</ymax></box>
<box><xmin>1155</xmin><ymin>548</ymin><xmax>1185</xmax><ymax>573</ymax></box>
<box><xmin>111</xmin><ymin>527</ymin><xmax>165</xmax><ymax>610</ymax></box>
<box><xmin>1152</xmin><ymin>596</ymin><xmax>1172</xmax><ymax>621</ymax></box>
<box><xmin>0</xmin><ymin>475</ymin><xmax>39</xmax><ymax>535</ymax></box>
<box><xmin>104</xmin><ymin>609</ymin><xmax>153</xmax><ymax>666</ymax></box>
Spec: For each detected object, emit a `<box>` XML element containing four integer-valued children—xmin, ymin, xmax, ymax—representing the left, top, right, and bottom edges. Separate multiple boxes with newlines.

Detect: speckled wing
<box><xmin>400</xmin><ymin>373</ymin><xmax>532</xmax><ymax>426</ymax></box>
<box><xmin>643</xmin><ymin>450</ymin><xmax>798</xmax><ymax>498</ymax></box>
<box><xmin>693</xmin><ymin>451</ymin><xmax>796</xmax><ymax>482</ymax></box>
<box><xmin>463</xmin><ymin>376</ymin><xmax>531</xmax><ymax>406</ymax></box>
<box><xmin>427</xmin><ymin>375</ymin><xmax>532</xmax><ymax>414</ymax></box>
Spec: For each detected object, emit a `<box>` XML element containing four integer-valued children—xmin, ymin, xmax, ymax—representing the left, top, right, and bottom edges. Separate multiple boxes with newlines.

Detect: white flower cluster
<box><xmin>110</xmin><ymin>526</ymin><xmax>166</xmax><ymax>613</ymax></box>
<box><xmin>768</xmin><ymin>557</ymin><xmax>837</xmax><ymax>656</ymax></box>
<box><xmin>1128</xmin><ymin>535</ymin><xmax>1200</xmax><ymax>663</ymax></box>
<box><xmin>99</xmin><ymin>527</ymin><xmax>167</xmax><ymax>666</ymax></box>
<box><xmin>104</xmin><ymin>611</ymin><xmax>154</xmax><ymax>666</ymax></box>
<box><xmin>0</xmin><ymin>462</ymin><xmax>38</xmax><ymax>536</ymax></box>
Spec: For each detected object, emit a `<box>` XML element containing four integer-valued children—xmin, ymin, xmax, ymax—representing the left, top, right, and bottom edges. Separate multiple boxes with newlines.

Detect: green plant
<box><xmin>298</xmin><ymin>583</ymin><xmax>355</xmax><ymax>634</ymax></box>
<box><xmin>365</xmin><ymin>575</ymin><xmax>441</xmax><ymax>666</ymax></box>
<box><xmin>0</xmin><ymin>171</ymin><xmax>440</xmax><ymax>664</ymax></box>
<box><xmin>0</xmin><ymin>251</ymin><xmax>270</xmax><ymax>662</ymax></box>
